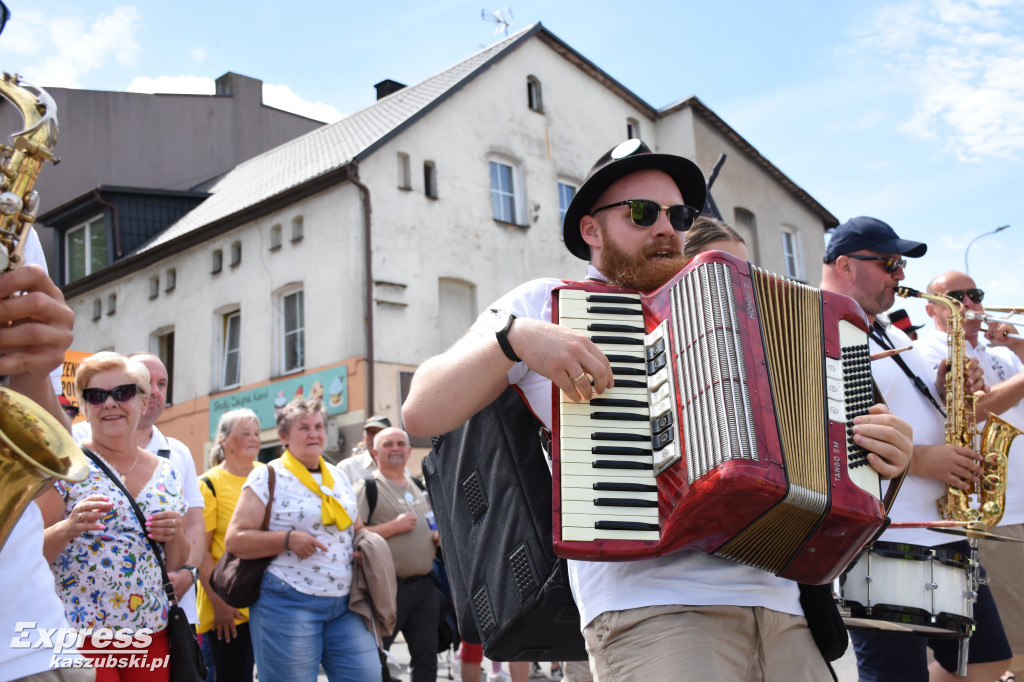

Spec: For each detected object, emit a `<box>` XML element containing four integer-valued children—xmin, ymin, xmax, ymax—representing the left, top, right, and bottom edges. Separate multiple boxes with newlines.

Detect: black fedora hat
<box><xmin>562</xmin><ymin>139</ymin><xmax>707</xmax><ymax>260</ymax></box>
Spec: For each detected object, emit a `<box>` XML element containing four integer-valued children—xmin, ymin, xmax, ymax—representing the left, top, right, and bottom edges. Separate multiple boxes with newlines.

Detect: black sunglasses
<box><xmin>844</xmin><ymin>254</ymin><xmax>907</xmax><ymax>274</ymax></box>
<box><xmin>81</xmin><ymin>384</ymin><xmax>140</xmax><ymax>406</ymax></box>
<box><xmin>945</xmin><ymin>288</ymin><xmax>985</xmax><ymax>304</ymax></box>
<box><xmin>590</xmin><ymin>199</ymin><xmax>701</xmax><ymax>232</ymax></box>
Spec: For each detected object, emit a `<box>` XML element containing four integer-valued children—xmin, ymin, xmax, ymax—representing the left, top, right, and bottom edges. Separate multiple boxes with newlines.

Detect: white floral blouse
<box><xmin>50</xmin><ymin>452</ymin><xmax>186</xmax><ymax>632</ymax></box>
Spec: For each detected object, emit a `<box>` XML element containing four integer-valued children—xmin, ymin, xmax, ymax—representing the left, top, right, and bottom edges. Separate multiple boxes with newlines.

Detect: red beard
<box><xmin>599</xmin><ymin>231</ymin><xmax>689</xmax><ymax>292</ymax></box>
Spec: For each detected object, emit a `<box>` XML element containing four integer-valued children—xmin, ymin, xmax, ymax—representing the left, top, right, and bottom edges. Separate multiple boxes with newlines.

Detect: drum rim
<box><xmin>867</xmin><ymin>541</ymin><xmax>970</xmax><ymax>569</ymax></box>
<box><xmin>843</xmin><ymin>604</ymin><xmax>973</xmax><ymax>639</ymax></box>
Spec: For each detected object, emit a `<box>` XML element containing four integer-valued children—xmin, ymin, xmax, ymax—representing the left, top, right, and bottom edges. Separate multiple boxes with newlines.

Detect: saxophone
<box><xmin>896</xmin><ymin>286</ymin><xmax>1021</xmax><ymax>527</ymax></box>
<box><xmin>0</xmin><ymin>72</ymin><xmax>85</xmax><ymax>553</ymax></box>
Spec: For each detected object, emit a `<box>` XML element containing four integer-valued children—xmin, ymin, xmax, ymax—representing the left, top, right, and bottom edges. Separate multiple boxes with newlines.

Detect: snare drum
<box><xmin>837</xmin><ymin>541</ymin><xmax>973</xmax><ymax>638</ymax></box>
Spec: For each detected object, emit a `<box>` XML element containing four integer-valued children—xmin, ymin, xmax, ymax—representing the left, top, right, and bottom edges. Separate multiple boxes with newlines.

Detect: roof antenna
<box><xmin>481</xmin><ymin>7</ymin><xmax>514</xmax><ymax>37</ymax></box>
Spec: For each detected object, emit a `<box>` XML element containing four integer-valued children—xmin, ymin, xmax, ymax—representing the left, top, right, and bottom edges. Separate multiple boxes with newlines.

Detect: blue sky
<box><xmin>2</xmin><ymin>0</ymin><xmax>1022</xmax><ymax>324</ymax></box>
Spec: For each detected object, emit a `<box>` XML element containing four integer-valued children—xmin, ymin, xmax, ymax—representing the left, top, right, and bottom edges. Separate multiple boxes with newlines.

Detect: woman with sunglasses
<box><xmin>39</xmin><ymin>351</ymin><xmax>189</xmax><ymax>682</ymax></box>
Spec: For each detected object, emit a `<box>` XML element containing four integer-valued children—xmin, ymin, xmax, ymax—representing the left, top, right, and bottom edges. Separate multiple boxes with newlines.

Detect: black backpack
<box><xmin>421</xmin><ymin>385</ymin><xmax>587</xmax><ymax>661</ymax></box>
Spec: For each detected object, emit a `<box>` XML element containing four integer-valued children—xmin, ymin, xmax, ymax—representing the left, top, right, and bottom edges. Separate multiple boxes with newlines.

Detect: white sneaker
<box><xmin>530</xmin><ymin>662</ymin><xmax>549</xmax><ymax>679</ymax></box>
<box><xmin>487</xmin><ymin>671</ymin><xmax>511</xmax><ymax>682</ymax></box>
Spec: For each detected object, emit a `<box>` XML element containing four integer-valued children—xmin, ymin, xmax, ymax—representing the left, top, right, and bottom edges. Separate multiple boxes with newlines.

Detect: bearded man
<box><xmin>402</xmin><ymin>140</ymin><xmax>913</xmax><ymax>681</ymax></box>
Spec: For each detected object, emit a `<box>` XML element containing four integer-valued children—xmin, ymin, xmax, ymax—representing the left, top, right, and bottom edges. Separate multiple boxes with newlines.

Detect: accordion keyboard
<box><xmin>556</xmin><ymin>290</ymin><xmax>674</xmax><ymax>543</ymax></box>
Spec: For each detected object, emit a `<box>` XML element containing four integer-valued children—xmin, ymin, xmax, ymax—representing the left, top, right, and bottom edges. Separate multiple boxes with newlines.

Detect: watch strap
<box><xmin>496</xmin><ymin>314</ymin><xmax>521</xmax><ymax>362</ymax></box>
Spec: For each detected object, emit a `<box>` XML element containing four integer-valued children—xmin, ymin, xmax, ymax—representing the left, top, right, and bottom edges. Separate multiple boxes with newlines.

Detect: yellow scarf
<box><xmin>280</xmin><ymin>450</ymin><xmax>353</xmax><ymax>531</ymax></box>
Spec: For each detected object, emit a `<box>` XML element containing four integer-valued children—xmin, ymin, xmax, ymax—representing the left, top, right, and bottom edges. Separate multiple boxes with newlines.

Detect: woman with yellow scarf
<box><xmin>225</xmin><ymin>398</ymin><xmax>379</xmax><ymax>681</ymax></box>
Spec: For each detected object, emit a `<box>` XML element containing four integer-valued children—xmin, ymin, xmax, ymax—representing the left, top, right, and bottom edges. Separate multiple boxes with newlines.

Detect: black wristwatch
<box><xmin>488</xmin><ymin>308</ymin><xmax>521</xmax><ymax>362</ymax></box>
<box><xmin>181</xmin><ymin>564</ymin><xmax>199</xmax><ymax>584</ymax></box>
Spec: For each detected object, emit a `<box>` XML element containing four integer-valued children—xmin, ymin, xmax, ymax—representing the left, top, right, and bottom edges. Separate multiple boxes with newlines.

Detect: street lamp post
<box><xmin>965</xmin><ymin>224</ymin><xmax>1010</xmax><ymax>276</ymax></box>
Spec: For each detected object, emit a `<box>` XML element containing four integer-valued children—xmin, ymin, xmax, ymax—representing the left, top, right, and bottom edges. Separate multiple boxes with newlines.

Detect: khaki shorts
<box><xmin>583</xmin><ymin>604</ymin><xmax>829</xmax><ymax>682</ymax></box>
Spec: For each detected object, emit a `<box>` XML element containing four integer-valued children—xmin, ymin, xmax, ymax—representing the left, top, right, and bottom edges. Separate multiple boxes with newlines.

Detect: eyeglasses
<box><xmin>62</xmin><ymin>405</ymin><xmax>80</xmax><ymax>419</ymax></box>
<box><xmin>590</xmin><ymin>199</ymin><xmax>701</xmax><ymax>232</ymax></box>
<box><xmin>944</xmin><ymin>288</ymin><xmax>985</xmax><ymax>304</ymax></box>
<box><xmin>81</xmin><ymin>384</ymin><xmax>140</xmax><ymax>406</ymax></box>
<box><xmin>844</xmin><ymin>254</ymin><xmax>907</xmax><ymax>274</ymax></box>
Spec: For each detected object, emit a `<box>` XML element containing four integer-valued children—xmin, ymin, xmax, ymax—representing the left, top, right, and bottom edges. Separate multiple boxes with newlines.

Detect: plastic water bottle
<box><xmin>425</xmin><ymin>510</ymin><xmax>437</xmax><ymax>530</ymax></box>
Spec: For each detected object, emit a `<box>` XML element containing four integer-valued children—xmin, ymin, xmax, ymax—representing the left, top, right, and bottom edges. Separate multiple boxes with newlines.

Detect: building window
<box><xmin>424</xmin><ymin>161</ymin><xmax>437</xmax><ymax>199</ymax></box>
<box><xmin>270</xmin><ymin>224</ymin><xmax>282</xmax><ymax>250</ymax></box>
<box><xmin>781</xmin><ymin>228</ymin><xmax>803</xmax><ymax>280</ymax></box>
<box><xmin>230</xmin><ymin>241</ymin><xmax>242</xmax><ymax>267</ymax></box>
<box><xmin>397</xmin><ymin>153</ymin><xmax>411</xmax><ymax>190</ymax></box>
<box><xmin>212</xmin><ymin>249</ymin><xmax>223</xmax><ymax>274</ymax></box>
<box><xmin>149</xmin><ymin>275</ymin><xmax>159</xmax><ymax>300</ymax></box>
<box><xmin>282</xmin><ymin>289</ymin><xmax>305</xmax><ymax>373</ymax></box>
<box><xmin>221</xmin><ymin>311</ymin><xmax>241</xmax><ymax>389</ymax></box>
<box><xmin>165</xmin><ymin>268</ymin><xmax>176</xmax><ymax>292</ymax></box>
<box><xmin>156</xmin><ymin>330</ymin><xmax>175</xmax><ymax>405</ymax></box>
<box><xmin>92</xmin><ymin>298</ymin><xmax>101</xmax><ymax>321</ymax></box>
<box><xmin>558</xmin><ymin>182</ymin><xmax>576</xmax><ymax>227</ymax></box>
<box><xmin>527</xmin><ymin>76</ymin><xmax>543</xmax><ymax>112</ymax></box>
<box><xmin>291</xmin><ymin>216</ymin><xmax>304</xmax><ymax>242</ymax></box>
<box><xmin>65</xmin><ymin>215</ymin><xmax>107</xmax><ymax>283</ymax></box>
<box><xmin>626</xmin><ymin>118</ymin><xmax>641</xmax><ymax>140</ymax></box>
<box><xmin>106</xmin><ymin>293</ymin><xmax>116</xmax><ymax>316</ymax></box>
<box><xmin>490</xmin><ymin>161</ymin><xmax>517</xmax><ymax>224</ymax></box>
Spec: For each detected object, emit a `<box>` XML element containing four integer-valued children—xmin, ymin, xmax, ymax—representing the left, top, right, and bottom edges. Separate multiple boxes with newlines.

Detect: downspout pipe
<box><xmin>349</xmin><ymin>164</ymin><xmax>374</xmax><ymax>418</ymax></box>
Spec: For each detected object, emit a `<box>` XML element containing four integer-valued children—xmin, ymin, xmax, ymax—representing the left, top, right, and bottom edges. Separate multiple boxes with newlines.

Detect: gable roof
<box><xmin>138</xmin><ymin>23</ymin><xmax>548</xmax><ymax>255</ymax></box>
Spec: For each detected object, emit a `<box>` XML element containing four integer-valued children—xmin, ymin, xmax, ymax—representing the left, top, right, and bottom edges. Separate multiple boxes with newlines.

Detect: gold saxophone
<box><xmin>0</xmin><ymin>72</ymin><xmax>85</xmax><ymax>553</ymax></box>
<box><xmin>896</xmin><ymin>286</ymin><xmax>1021</xmax><ymax>527</ymax></box>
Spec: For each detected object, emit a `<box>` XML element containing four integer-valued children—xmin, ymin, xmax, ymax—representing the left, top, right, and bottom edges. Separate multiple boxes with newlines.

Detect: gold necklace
<box><xmin>118</xmin><ymin>448</ymin><xmax>143</xmax><ymax>481</ymax></box>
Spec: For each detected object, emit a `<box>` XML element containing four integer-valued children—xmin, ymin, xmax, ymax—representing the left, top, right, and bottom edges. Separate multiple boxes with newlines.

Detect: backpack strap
<box><xmin>365</xmin><ymin>477</ymin><xmax>378</xmax><ymax>525</ymax></box>
<box><xmin>200</xmin><ymin>476</ymin><xmax>216</xmax><ymax>497</ymax></box>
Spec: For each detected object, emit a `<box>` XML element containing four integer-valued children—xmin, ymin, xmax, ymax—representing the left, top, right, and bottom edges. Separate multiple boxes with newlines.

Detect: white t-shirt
<box><xmin>73</xmin><ymin>422</ymin><xmax>204</xmax><ymax>622</ymax></box>
<box><xmin>470</xmin><ymin>264</ymin><xmax>803</xmax><ymax>628</ymax></box>
<box><xmin>0</xmin><ymin>504</ymin><xmax>85</xmax><ymax>679</ymax></box>
<box><xmin>915</xmin><ymin>327</ymin><xmax>1024</xmax><ymax>525</ymax></box>
<box><xmin>244</xmin><ymin>458</ymin><xmax>358</xmax><ymax>597</ymax></box>
<box><xmin>23</xmin><ymin>227</ymin><xmax>62</xmax><ymax>395</ymax></box>
<box><xmin>869</xmin><ymin>323</ymin><xmax>951</xmax><ymax>546</ymax></box>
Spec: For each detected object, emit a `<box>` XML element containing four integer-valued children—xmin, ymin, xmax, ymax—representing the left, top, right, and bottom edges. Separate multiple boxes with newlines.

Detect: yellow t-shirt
<box><xmin>196</xmin><ymin>463</ymin><xmax>260</xmax><ymax>633</ymax></box>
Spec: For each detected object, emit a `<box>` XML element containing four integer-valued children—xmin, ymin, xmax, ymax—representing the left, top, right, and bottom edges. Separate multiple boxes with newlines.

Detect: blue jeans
<box><xmin>249</xmin><ymin>571</ymin><xmax>381</xmax><ymax>682</ymax></box>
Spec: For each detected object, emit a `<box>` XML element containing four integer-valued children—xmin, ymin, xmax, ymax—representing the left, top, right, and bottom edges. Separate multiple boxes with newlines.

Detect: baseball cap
<box><xmin>823</xmin><ymin>216</ymin><xmax>927</xmax><ymax>263</ymax></box>
<box><xmin>364</xmin><ymin>415</ymin><xmax>391</xmax><ymax>431</ymax></box>
<box><xmin>562</xmin><ymin>139</ymin><xmax>707</xmax><ymax>260</ymax></box>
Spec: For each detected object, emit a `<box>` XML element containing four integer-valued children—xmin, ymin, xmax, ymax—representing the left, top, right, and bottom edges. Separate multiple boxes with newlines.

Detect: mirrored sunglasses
<box><xmin>844</xmin><ymin>254</ymin><xmax>907</xmax><ymax>274</ymax></box>
<box><xmin>945</xmin><ymin>288</ymin><xmax>985</xmax><ymax>304</ymax></box>
<box><xmin>590</xmin><ymin>199</ymin><xmax>701</xmax><ymax>232</ymax></box>
<box><xmin>81</xmin><ymin>383</ymin><xmax>140</xmax><ymax>405</ymax></box>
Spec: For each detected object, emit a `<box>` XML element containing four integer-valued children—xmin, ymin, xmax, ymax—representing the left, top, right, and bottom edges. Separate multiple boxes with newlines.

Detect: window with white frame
<box><xmin>230</xmin><ymin>241</ymin><xmax>242</xmax><ymax>267</ymax></box>
<box><xmin>165</xmin><ymin>268</ymin><xmax>176</xmax><ymax>292</ymax></box>
<box><xmin>149</xmin><ymin>275</ymin><xmax>159</xmax><ymax>299</ymax></box>
<box><xmin>490</xmin><ymin>160</ymin><xmax>518</xmax><ymax>224</ymax></box>
<box><xmin>155</xmin><ymin>329</ymin><xmax>175</xmax><ymax>405</ymax></box>
<box><xmin>65</xmin><ymin>215</ymin><xmax>107</xmax><ymax>282</ymax></box>
<box><xmin>221</xmin><ymin>310</ymin><xmax>241</xmax><ymax>389</ymax></box>
<box><xmin>107</xmin><ymin>293</ymin><xmax>117</xmax><ymax>316</ymax></box>
<box><xmin>291</xmin><ymin>216</ymin><xmax>304</xmax><ymax>242</ymax></box>
<box><xmin>626</xmin><ymin>118</ymin><xmax>641</xmax><ymax>140</ymax></box>
<box><xmin>527</xmin><ymin>76</ymin><xmax>543</xmax><ymax>112</ymax></box>
<box><xmin>270</xmin><ymin>224</ymin><xmax>282</xmax><ymax>250</ymax></box>
<box><xmin>781</xmin><ymin>227</ymin><xmax>803</xmax><ymax>280</ymax></box>
<box><xmin>558</xmin><ymin>182</ymin><xmax>576</xmax><ymax>227</ymax></box>
<box><xmin>282</xmin><ymin>289</ymin><xmax>305</xmax><ymax>373</ymax></box>
<box><xmin>212</xmin><ymin>249</ymin><xmax>223</xmax><ymax>274</ymax></box>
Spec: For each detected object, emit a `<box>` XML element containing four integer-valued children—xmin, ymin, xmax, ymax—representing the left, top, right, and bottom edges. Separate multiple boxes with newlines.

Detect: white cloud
<box><xmin>262</xmin><ymin>83</ymin><xmax>344</xmax><ymax>123</ymax></box>
<box><xmin>126</xmin><ymin>75</ymin><xmax>214</xmax><ymax>95</ymax></box>
<box><xmin>11</xmin><ymin>6</ymin><xmax>142</xmax><ymax>88</ymax></box>
<box><xmin>855</xmin><ymin>0</ymin><xmax>1024</xmax><ymax>160</ymax></box>
<box><xmin>190</xmin><ymin>48</ymin><xmax>208</xmax><ymax>63</ymax></box>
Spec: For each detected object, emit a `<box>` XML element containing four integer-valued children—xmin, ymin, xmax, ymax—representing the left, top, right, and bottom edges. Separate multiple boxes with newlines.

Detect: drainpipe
<box><xmin>349</xmin><ymin>165</ymin><xmax>374</xmax><ymax>417</ymax></box>
<box><xmin>92</xmin><ymin>189</ymin><xmax>122</xmax><ymax>257</ymax></box>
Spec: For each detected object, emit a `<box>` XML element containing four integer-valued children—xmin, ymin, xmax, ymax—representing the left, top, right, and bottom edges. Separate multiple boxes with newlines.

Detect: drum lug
<box><xmin>925</xmin><ymin>581</ymin><xmax>938</xmax><ymax>590</ymax></box>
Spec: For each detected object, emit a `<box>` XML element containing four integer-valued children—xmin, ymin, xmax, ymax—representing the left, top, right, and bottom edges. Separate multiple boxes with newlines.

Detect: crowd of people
<box><xmin>3</xmin><ymin>137</ymin><xmax>1023</xmax><ymax>682</ymax></box>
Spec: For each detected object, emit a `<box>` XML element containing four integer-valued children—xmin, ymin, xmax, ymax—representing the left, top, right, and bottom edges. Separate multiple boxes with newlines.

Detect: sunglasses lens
<box><xmin>82</xmin><ymin>389</ymin><xmax>107</xmax><ymax>405</ymax></box>
<box><xmin>667</xmin><ymin>206</ymin><xmax>697</xmax><ymax>232</ymax></box>
<box><xmin>111</xmin><ymin>384</ymin><xmax>138</xmax><ymax>402</ymax></box>
<box><xmin>628</xmin><ymin>200</ymin><xmax>660</xmax><ymax>227</ymax></box>
<box><xmin>969</xmin><ymin>289</ymin><xmax>984</xmax><ymax>304</ymax></box>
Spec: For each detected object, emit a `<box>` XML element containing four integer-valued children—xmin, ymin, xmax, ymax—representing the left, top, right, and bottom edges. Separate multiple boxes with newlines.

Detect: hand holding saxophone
<box><xmin>0</xmin><ymin>264</ymin><xmax>74</xmax><ymax>380</ymax></box>
<box><xmin>908</xmin><ymin>443</ymin><xmax>983</xmax><ymax>490</ymax></box>
<box><xmin>935</xmin><ymin>356</ymin><xmax>987</xmax><ymax>398</ymax></box>
<box><xmin>852</xmin><ymin>404</ymin><xmax>913</xmax><ymax>479</ymax></box>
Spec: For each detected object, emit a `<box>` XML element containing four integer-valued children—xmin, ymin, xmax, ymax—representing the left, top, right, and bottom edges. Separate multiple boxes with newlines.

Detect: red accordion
<box><xmin>551</xmin><ymin>250</ymin><xmax>886</xmax><ymax>585</ymax></box>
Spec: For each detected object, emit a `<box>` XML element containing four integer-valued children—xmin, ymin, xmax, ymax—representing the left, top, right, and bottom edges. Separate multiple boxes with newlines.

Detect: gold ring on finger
<box><xmin>571</xmin><ymin>371</ymin><xmax>587</xmax><ymax>383</ymax></box>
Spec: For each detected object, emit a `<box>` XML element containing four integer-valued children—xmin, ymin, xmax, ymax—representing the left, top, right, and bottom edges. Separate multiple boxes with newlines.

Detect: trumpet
<box><xmin>964</xmin><ymin>311</ymin><xmax>1024</xmax><ymax>341</ymax></box>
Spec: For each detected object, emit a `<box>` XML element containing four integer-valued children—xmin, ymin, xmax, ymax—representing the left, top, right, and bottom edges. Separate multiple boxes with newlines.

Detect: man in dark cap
<box><xmin>338</xmin><ymin>414</ymin><xmax>392</xmax><ymax>484</ymax></box>
<box><xmin>820</xmin><ymin>218</ymin><xmax>1011</xmax><ymax>682</ymax></box>
<box><xmin>403</xmin><ymin>143</ymin><xmax>912</xmax><ymax>681</ymax></box>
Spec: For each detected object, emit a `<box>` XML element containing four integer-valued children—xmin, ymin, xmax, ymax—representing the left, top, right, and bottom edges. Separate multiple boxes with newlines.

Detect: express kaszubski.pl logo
<box><xmin>11</xmin><ymin>622</ymin><xmax>169</xmax><ymax>671</ymax></box>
